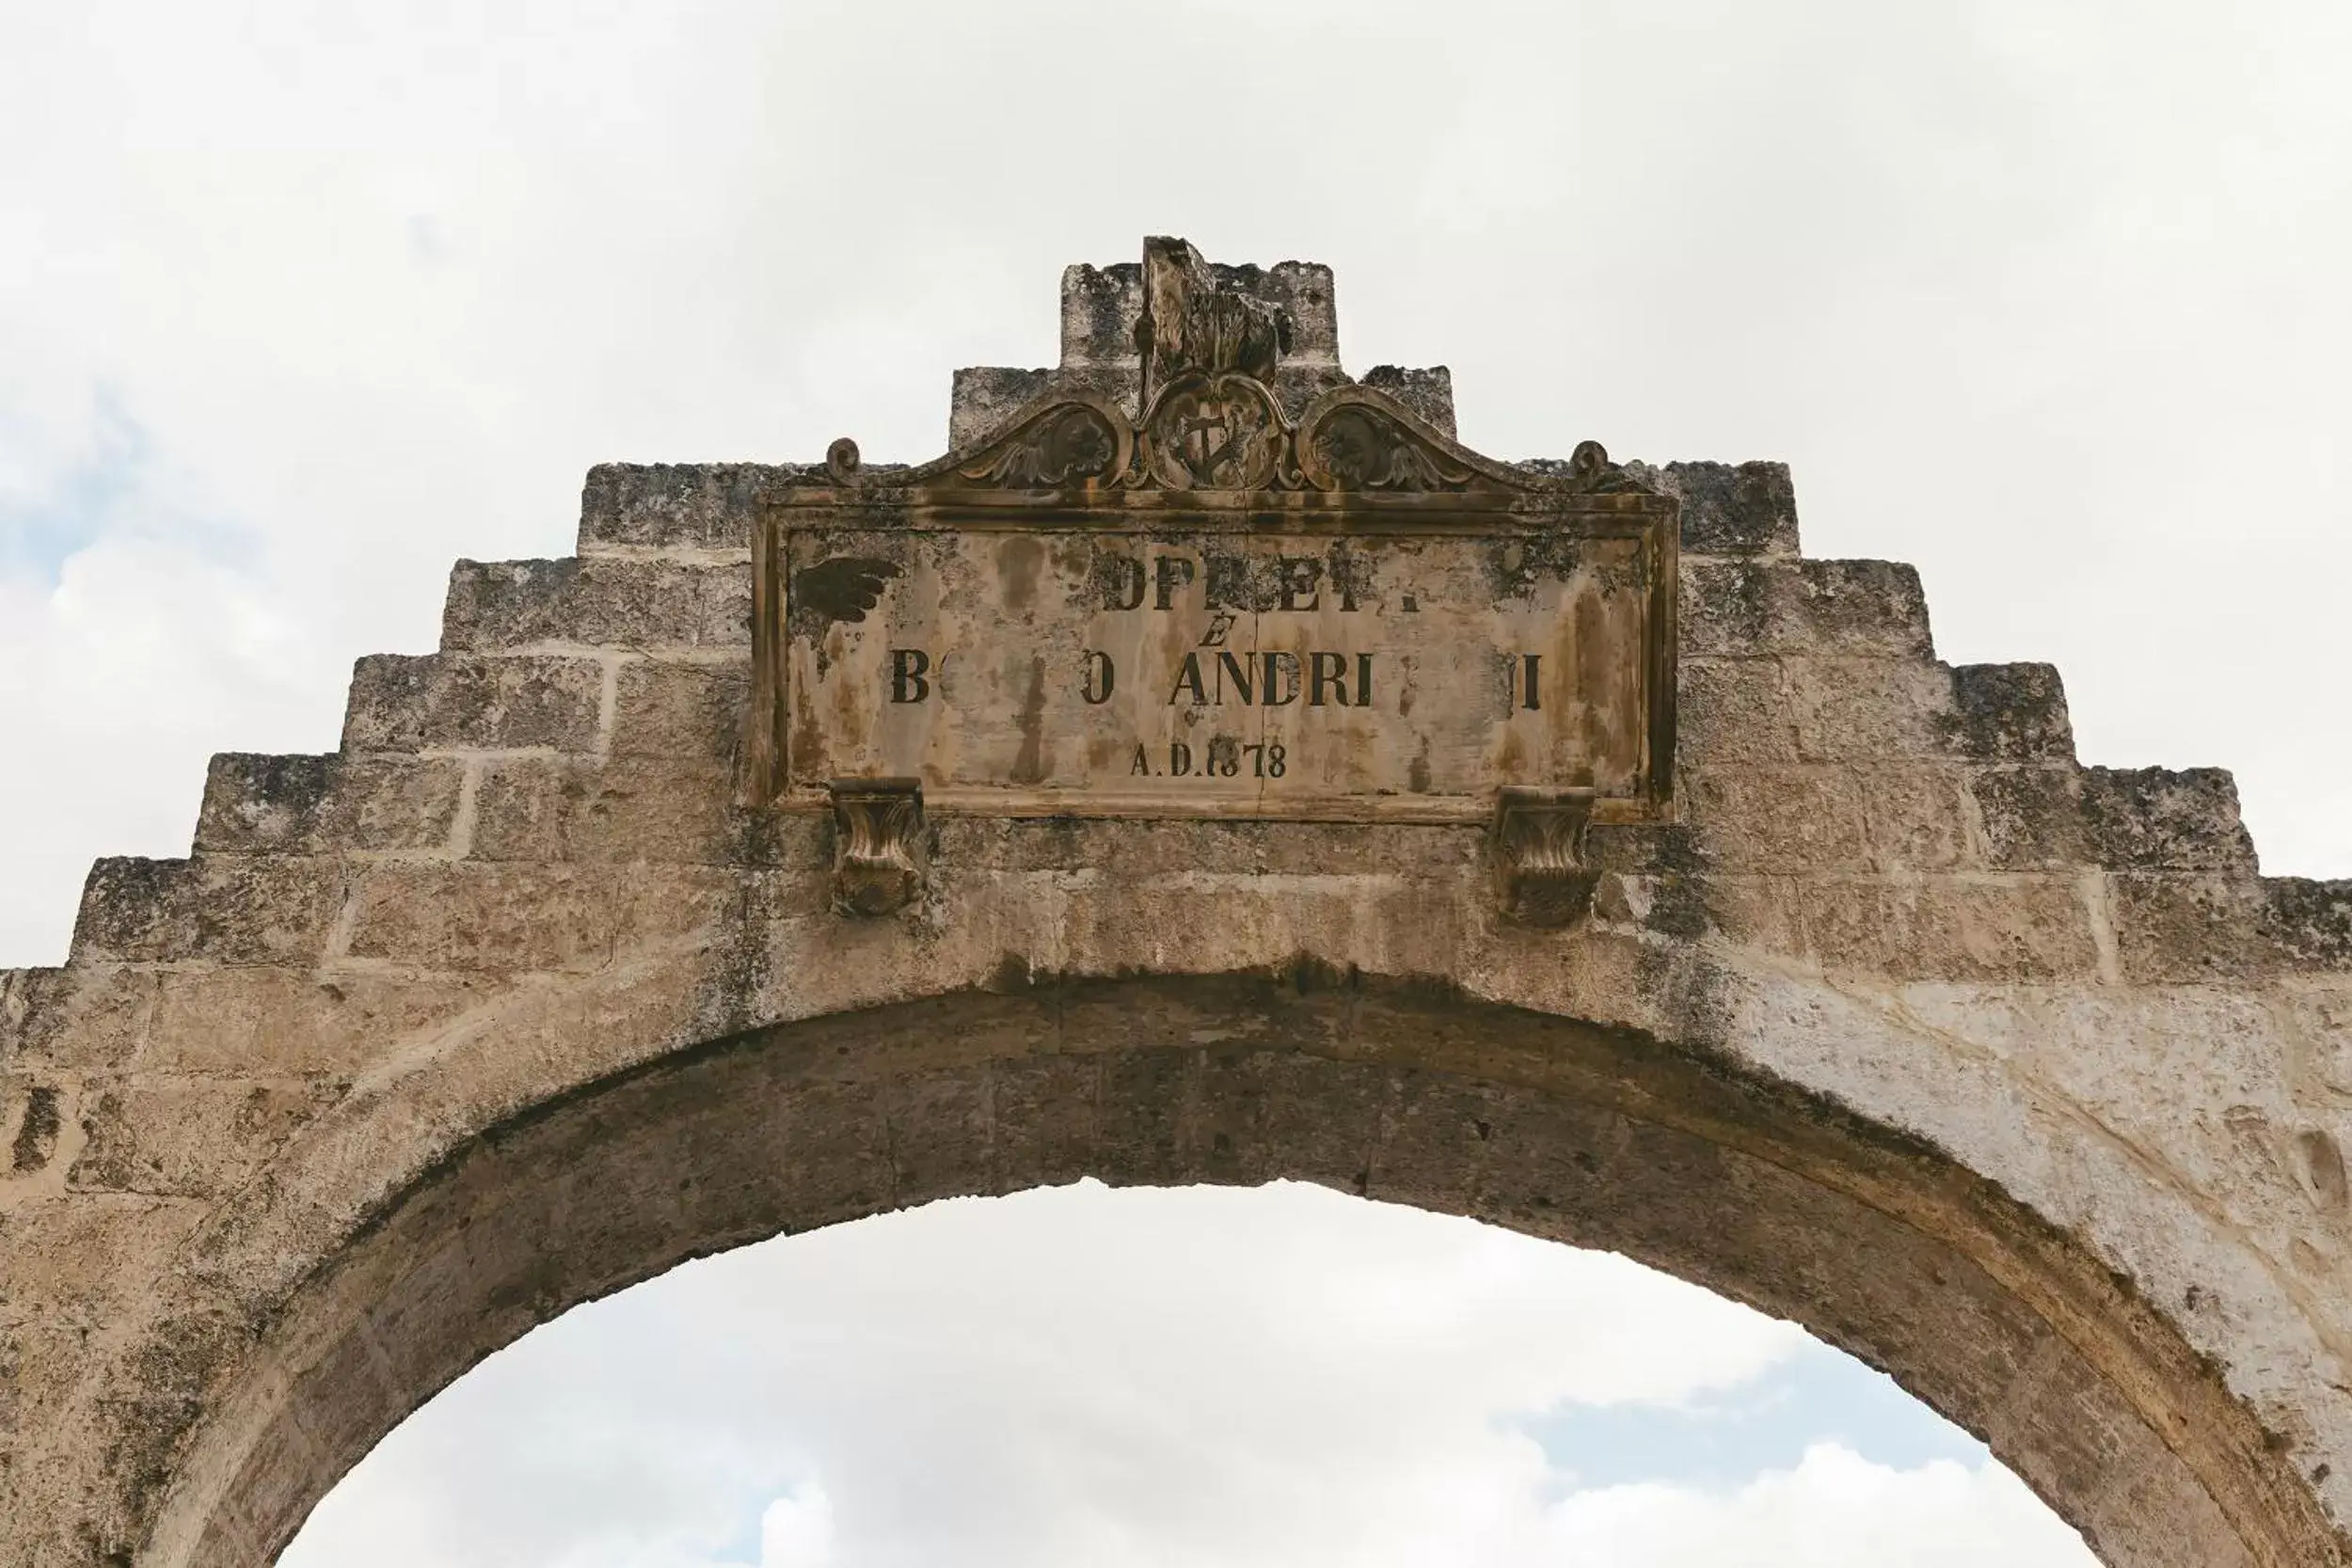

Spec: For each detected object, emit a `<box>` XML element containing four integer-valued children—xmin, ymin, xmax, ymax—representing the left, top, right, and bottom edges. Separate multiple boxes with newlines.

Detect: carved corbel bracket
<box><xmin>827</xmin><ymin>778</ymin><xmax>926</xmax><ymax>917</ymax></box>
<box><xmin>1493</xmin><ymin>785</ymin><xmax>1598</xmax><ymax>928</ymax></box>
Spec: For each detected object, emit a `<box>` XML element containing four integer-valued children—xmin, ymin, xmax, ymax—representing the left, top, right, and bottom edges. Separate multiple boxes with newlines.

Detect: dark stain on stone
<box><xmin>985</xmin><ymin>953</ymin><xmax>1037</xmax><ymax>993</ymax></box>
<box><xmin>1011</xmin><ymin>656</ymin><xmax>1048</xmax><ymax>784</ymax></box>
<box><xmin>996</xmin><ymin>535</ymin><xmax>1044</xmax><ymax>614</ymax></box>
<box><xmin>2298</xmin><ymin>1130</ymin><xmax>2349</xmax><ymax>1212</ymax></box>
<box><xmin>10</xmin><ymin>1085</ymin><xmax>59</xmax><ymax>1172</ymax></box>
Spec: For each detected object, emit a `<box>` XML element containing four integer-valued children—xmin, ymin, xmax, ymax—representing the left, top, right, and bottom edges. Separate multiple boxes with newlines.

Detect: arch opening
<box><xmin>144</xmin><ymin>973</ymin><xmax>2333</xmax><ymax>1568</ymax></box>
<box><xmin>277</xmin><ymin>1180</ymin><xmax>2098</xmax><ymax>1567</ymax></box>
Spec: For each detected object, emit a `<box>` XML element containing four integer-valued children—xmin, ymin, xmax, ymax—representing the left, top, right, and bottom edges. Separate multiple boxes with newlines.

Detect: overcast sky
<box><xmin>6</xmin><ymin>1</ymin><xmax>2347</xmax><ymax>1563</ymax></box>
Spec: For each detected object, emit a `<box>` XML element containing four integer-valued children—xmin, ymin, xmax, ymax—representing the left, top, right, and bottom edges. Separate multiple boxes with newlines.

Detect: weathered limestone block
<box><xmin>578</xmin><ymin>461</ymin><xmax>814</xmax><ymax>554</ymax></box>
<box><xmin>3</xmin><ymin>1075</ymin><xmax>66</xmax><ymax>1177</ymax></box>
<box><xmin>1791</xmin><ymin>874</ymin><xmax>2106</xmax><ymax>983</ymax></box>
<box><xmin>946</xmin><ymin>367</ymin><xmax>1055</xmax><ymax>449</ymax></box>
<box><xmin>1357</xmin><ymin>365</ymin><xmax>1456</xmax><ymax>435</ymax></box>
<box><xmin>194</xmin><ymin>752</ymin><xmax>466</xmax><ymax>856</ymax></box>
<box><xmin>609</xmin><ymin>657</ymin><xmax>747</xmax><ymax>763</ymax></box>
<box><xmin>1</xmin><ymin>966</ymin><xmax>153</xmax><ymax>1071</ymax></box>
<box><xmin>1680</xmin><ymin>558</ymin><xmax>1933</xmax><ymax>658</ymax></box>
<box><xmin>2111</xmin><ymin>875</ymin><xmax>2352</xmax><ymax>984</ymax></box>
<box><xmin>469</xmin><ymin>756</ymin><xmax>754</xmax><ymax>866</ymax></box>
<box><xmin>440</xmin><ymin>557</ymin><xmax>750</xmax><ymax>654</ymax></box>
<box><xmin>141</xmin><ymin>967</ymin><xmax>499</xmax><ymax>1077</ymax></box>
<box><xmin>66</xmin><ymin>1076</ymin><xmax>340</xmax><ymax>1200</ymax></box>
<box><xmin>1976</xmin><ymin>766</ymin><xmax>2262</xmax><ymax>876</ymax></box>
<box><xmin>69</xmin><ymin>857</ymin><xmax>344</xmax><ymax>967</ymax></box>
<box><xmin>2080</xmin><ymin>768</ymin><xmax>2260</xmax><ymax>872</ymax></box>
<box><xmin>1623</xmin><ymin>458</ymin><xmax>1802</xmax><ymax>557</ymax></box>
<box><xmin>0</xmin><ymin>1190</ymin><xmax>208</xmax><ymax>1326</ymax></box>
<box><xmin>342</xmin><ymin>653</ymin><xmax>606</xmax><ymax>754</ymax></box>
<box><xmin>2280</xmin><ymin>980</ymin><xmax>2352</xmax><ymax>1095</ymax></box>
<box><xmin>2261</xmin><ymin>879</ymin><xmax>2352</xmax><ymax>971</ymax></box>
<box><xmin>1778</xmin><ymin>657</ymin><xmax>2074</xmax><ymax>764</ymax></box>
<box><xmin>339</xmin><ymin>861</ymin><xmax>738</xmax><ymax>974</ymax></box>
<box><xmin>1943</xmin><ymin>661</ymin><xmax>2075</xmax><ymax>760</ymax></box>
<box><xmin>1675</xmin><ymin>657</ymin><xmax>1803</xmax><ymax>763</ymax></box>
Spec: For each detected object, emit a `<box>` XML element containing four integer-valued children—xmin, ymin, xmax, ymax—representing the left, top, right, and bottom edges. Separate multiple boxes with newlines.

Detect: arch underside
<box><xmin>154</xmin><ymin>973</ymin><xmax>2343</xmax><ymax>1568</ymax></box>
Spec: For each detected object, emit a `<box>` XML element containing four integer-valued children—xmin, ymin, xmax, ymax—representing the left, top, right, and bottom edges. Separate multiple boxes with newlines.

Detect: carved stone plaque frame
<box><xmin>749</xmin><ymin>381</ymin><xmax>1678</xmax><ymax>829</ymax></box>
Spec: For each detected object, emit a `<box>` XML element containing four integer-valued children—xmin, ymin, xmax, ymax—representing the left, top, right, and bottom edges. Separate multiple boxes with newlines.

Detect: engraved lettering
<box><xmin>1277</xmin><ymin>557</ymin><xmax>1320</xmax><ymax>612</ymax></box>
<box><xmin>1261</xmin><ymin>651</ymin><xmax>1300</xmax><ymax>706</ymax></box>
<box><xmin>1154</xmin><ymin>554</ymin><xmax>1197</xmax><ymax>610</ymax></box>
<box><xmin>1100</xmin><ymin>555</ymin><xmax>1145</xmax><ymax>611</ymax></box>
<box><xmin>1168</xmin><ymin>652</ymin><xmax>1208</xmax><ymax>705</ymax></box>
<box><xmin>1330</xmin><ymin>549</ymin><xmax>1368</xmax><ymax>612</ymax></box>
<box><xmin>1215</xmin><ymin>650</ymin><xmax>1254</xmax><ymax>705</ymax></box>
<box><xmin>1204</xmin><ymin>551</ymin><xmax>1248</xmax><ymax>612</ymax></box>
<box><xmin>890</xmin><ymin>648</ymin><xmax>931</xmax><ymax>704</ymax></box>
<box><xmin>1130</xmin><ymin>743</ymin><xmax>1151</xmax><ymax>775</ymax></box>
<box><xmin>1168</xmin><ymin>740</ymin><xmax>1193</xmax><ymax>776</ymax></box>
<box><xmin>1199</xmin><ymin>610</ymin><xmax>1236</xmax><ymax>647</ymax></box>
<box><xmin>1082</xmin><ymin>650</ymin><xmax>1116</xmax><ymax>705</ymax></box>
<box><xmin>1358</xmin><ymin>653</ymin><xmax>1374</xmax><ymax>707</ymax></box>
<box><xmin>1520</xmin><ymin>653</ymin><xmax>1541</xmax><ymax>712</ymax></box>
<box><xmin>1309</xmin><ymin>652</ymin><xmax>1350</xmax><ymax>706</ymax></box>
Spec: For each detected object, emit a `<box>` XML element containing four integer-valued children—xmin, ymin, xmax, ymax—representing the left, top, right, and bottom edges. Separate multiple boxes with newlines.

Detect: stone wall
<box><xmin>4</xmin><ymin>256</ymin><xmax>2352</xmax><ymax>1568</ymax></box>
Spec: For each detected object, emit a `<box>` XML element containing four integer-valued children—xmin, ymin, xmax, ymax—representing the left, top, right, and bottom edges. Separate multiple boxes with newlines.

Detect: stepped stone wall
<box><xmin>3</xmin><ymin>251</ymin><xmax>2351</xmax><ymax>1568</ymax></box>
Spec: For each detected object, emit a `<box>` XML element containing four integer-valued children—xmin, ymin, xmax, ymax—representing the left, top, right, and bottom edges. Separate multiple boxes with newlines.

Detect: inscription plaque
<box><xmin>750</xmin><ymin>238</ymin><xmax>1678</xmax><ymax>831</ymax></box>
<box><xmin>765</xmin><ymin>515</ymin><xmax>1666</xmax><ymax>822</ymax></box>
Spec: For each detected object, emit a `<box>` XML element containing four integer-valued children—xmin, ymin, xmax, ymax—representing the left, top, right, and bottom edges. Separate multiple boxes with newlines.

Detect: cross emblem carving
<box><xmin>1181</xmin><ymin>401</ymin><xmax>1240</xmax><ymax>484</ymax></box>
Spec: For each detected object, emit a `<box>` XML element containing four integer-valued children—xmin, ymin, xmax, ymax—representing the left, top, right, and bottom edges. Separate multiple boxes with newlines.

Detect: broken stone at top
<box><xmin>949</xmin><ymin>235</ymin><xmax>1454</xmax><ymax>448</ymax></box>
<box><xmin>1135</xmin><ymin>236</ymin><xmax>1293</xmax><ymax>406</ymax></box>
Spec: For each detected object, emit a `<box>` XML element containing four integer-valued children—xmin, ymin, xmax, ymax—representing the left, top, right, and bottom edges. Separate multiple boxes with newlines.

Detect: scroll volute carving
<box><xmin>953</xmin><ymin>397</ymin><xmax>1131</xmax><ymax>491</ymax></box>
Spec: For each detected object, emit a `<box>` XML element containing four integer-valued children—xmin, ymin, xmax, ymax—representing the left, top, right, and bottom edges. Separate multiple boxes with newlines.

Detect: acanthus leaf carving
<box><xmin>1295</xmin><ymin>394</ymin><xmax>1481</xmax><ymax>493</ymax></box>
<box><xmin>954</xmin><ymin>400</ymin><xmax>1130</xmax><ymax>490</ymax></box>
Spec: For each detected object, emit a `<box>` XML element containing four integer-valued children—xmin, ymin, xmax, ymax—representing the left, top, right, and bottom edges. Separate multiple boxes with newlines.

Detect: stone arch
<box><xmin>5</xmin><ymin>240</ymin><xmax>2350</xmax><ymax>1567</ymax></box>
<box><xmin>139</xmin><ymin>974</ymin><xmax>2333</xmax><ymax>1568</ymax></box>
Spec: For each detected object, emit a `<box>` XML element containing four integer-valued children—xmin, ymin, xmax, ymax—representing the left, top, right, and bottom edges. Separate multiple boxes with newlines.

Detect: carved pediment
<box><xmin>869</xmin><ymin>377</ymin><xmax>1643</xmax><ymax>499</ymax></box>
<box><xmin>834</xmin><ymin>378</ymin><xmax>1641</xmax><ymax>500</ymax></box>
<box><xmin>805</xmin><ymin>236</ymin><xmax>1649</xmax><ymax>502</ymax></box>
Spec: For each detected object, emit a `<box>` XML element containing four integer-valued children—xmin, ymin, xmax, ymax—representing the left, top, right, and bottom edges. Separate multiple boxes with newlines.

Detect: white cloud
<box><xmin>279</xmin><ymin>1182</ymin><xmax>2093</xmax><ymax>1568</ymax></box>
<box><xmin>756</xmin><ymin>1489</ymin><xmax>836</xmax><ymax>1568</ymax></box>
<box><xmin>1546</xmin><ymin>1444</ymin><xmax>2085</xmax><ymax>1567</ymax></box>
